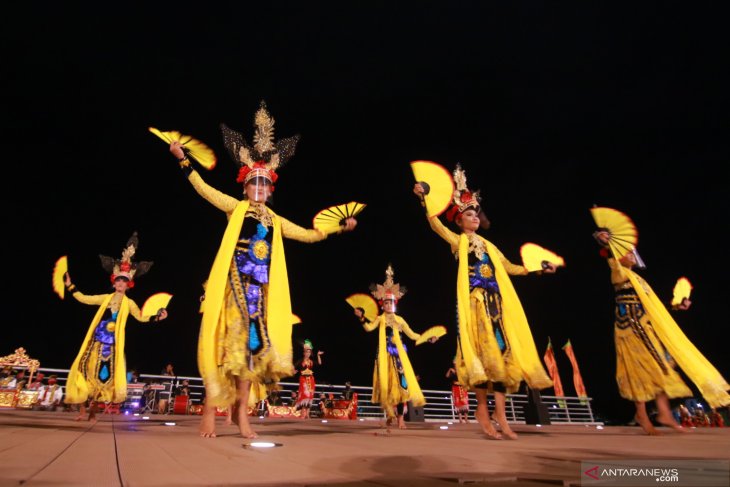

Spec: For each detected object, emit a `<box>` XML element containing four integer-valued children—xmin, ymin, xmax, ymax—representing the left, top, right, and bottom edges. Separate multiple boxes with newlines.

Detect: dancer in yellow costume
<box><xmin>595</xmin><ymin>230</ymin><xmax>730</xmax><ymax>435</ymax></box>
<box><xmin>356</xmin><ymin>265</ymin><xmax>438</xmax><ymax>429</ymax></box>
<box><xmin>414</xmin><ymin>165</ymin><xmax>555</xmax><ymax>440</ymax></box>
<box><xmin>64</xmin><ymin>232</ymin><xmax>168</xmax><ymax>421</ymax></box>
<box><xmin>169</xmin><ymin>101</ymin><xmax>357</xmax><ymax>438</ymax></box>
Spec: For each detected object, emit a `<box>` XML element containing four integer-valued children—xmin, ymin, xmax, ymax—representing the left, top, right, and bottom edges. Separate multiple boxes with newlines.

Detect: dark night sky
<box><xmin>4</xmin><ymin>3</ymin><xmax>728</xmax><ymax>423</ymax></box>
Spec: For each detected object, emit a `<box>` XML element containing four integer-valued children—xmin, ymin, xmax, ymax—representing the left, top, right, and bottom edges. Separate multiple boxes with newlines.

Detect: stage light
<box><xmin>439</xmin><ymin>426</ymin><xmax>448</xmax><ymax>430</ymax></box>
<box><xmin>536</xmin><ymin>424</ymin><xmax>542</xmax><ymax>427</ymax></box>
<box><xmin>321</xmin><ymin>419</ymin><xmax>328</xmax><ymax>423</ymax></box>
<box><xmin>164</xmin><ymin>422</ymin><xmax>176</xmax><ymax>426</ymax></box>
<box><xmin>596</xmin><ymin>425</ymin><xmax>604</xmax><ymax>430</ymax></box>
<box><xmin>133</xmin><ymin>413</ymin><xmax>140</xmax><ymax>416</ymax></box>
<box><xmin>447</xmin><ymin>422</ymin><xmax>453</xmax><ymax>425</ymax></box>
<box><xmin>243</xmin><ymin>442</ymin><xmax>283</xmax><ymax>449</ymax></box>
<box><xmin>143</xmin><ymin>416</ymin><xmax>150</xmax><ymax>420</ymax></box>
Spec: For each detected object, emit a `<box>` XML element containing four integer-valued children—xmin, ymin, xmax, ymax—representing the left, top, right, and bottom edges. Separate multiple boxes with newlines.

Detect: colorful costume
<box><xmin>604</xmin><ymin>255</ymin><xmax>730</xmax><ymax>408</ymax></box>
<box><xmin>65</xmin><ymin>233</ymin><xmax>162</xmax><ymax>405</ymax></box>
<box><xmin>295</xmin><ymin>340</ymin><xmax>318</xmax><ymax>409</ymax></box>
<box><xmin>187</xmin><ymin>102</ymin><xmax>331</xmax><ymax>407</ymax></box>
<box><xmin>447</xmin><ymin>368</ymin><xmax>469</xmax><ymax>414</ymax></box>
<box><xmin>361</xmin><ymin>265</ymin><xmax>426</xmax><ymax>419</ymax></box>
<box><xmin>424</xmin><ymin>166</ymin><xmax>552</xmax><ymax>393</ymax></box>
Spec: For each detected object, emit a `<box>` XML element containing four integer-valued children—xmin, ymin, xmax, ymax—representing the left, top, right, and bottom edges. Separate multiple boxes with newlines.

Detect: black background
<box><xmin>4</xmin><ymin>2</ymin><xmax>727</xmax><ymax>424</ymax></box>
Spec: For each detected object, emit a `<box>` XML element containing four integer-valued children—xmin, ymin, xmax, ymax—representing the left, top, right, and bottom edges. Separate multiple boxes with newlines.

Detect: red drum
<box><xmin>173</xmin><ymin>395</ymin><xmax>189</xmax><ymax>414</ymax></box>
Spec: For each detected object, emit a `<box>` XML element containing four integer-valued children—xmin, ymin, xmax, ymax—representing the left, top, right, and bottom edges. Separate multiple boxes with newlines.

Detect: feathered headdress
<box><xmin>445</xmin><ymin>164</ymin><xmax>481</xmax><ymax>222</ymax></box>
<box><xmin>369</xmin><ymin>264</ymin><xmax>406</xmax><ymax>305</ymax></box>
<box><xmin>99</xmin><ymin>232</ymin><xmax>153</xmax><ymax>289</ymax></box>
<box><xmin>220</xmin><ymin>100</ymin><xmax>300</xmax><ymax>189</ymax></box>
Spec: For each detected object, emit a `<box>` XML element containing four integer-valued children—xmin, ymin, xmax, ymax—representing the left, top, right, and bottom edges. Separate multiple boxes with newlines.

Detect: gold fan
<box><xmin>671</xmin><ymin>277</ymin><xmax>693</xmax><ymax>307</ymax></box>
<box><xmin>410</xmin><ymin>160</ymin><xmax>454</xmax><ymax>217</ymax></box>
<box><xmin>141</xmin><ymin>292</ymin><xmax>173</xmax><ymax>318</ymax></box>
<box><xmin>520</xmin><ymin>243</ymin><xmax>566</xmax><ymax>272</ymax></box>
<box><xmin>313</xmin><ymin>201</ymin><xmax>366</xmax><ymax>234</ymax></box>
<box><xmin>292</xmin><ymin>313</ymin><xmax>302</xmax><ymax>325</ymax></box>
<box><xmin>345</xmin><ymin>293</ymin><xmax>379</xmax><ymax>323</ymax></box>
<box><xmin>52</xmin><ymin>255</ymin><xmax>68</xmax><ymax>299</ymax></box>
<box><xmin>590</xmin><ymin>206</ymin><xmax>638</xmax><ymax>258</ymax></box>
<box><xmin>148</xmin><ymin>127</ymin><xmax>217</xmax><ymax>170</ymax></box>
<box><xmin>415</xmin><ymin>325</ymin><xmax>447</xmax><ymax>345</ymax></box>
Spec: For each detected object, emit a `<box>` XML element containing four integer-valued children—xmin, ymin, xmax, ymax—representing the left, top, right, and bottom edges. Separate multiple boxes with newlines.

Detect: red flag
<box><xmin>543</xmin><ymin>338</ymin><xmax>564</xmax><ymax>397</ymax></box>
<box><xmin>562</xmin><ymin>339</ymin><xmax>588</xmax><ymax>397</ymax></box>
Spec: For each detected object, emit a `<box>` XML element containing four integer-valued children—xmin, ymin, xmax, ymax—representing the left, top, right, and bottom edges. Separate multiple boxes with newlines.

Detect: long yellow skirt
<box><xmin>457</xmin><ymin>288</ymin><xmax>522</xmax><ymax>393</ymax></box>
<box><xmin>614</xmin><ymin>295</ymin><xmax>691</xmax><ymax>402</ymax></box>
<box><xmin>371</xmin><ymin>355</ymin><xmax>412</xmax><ymax>418</ymax></box>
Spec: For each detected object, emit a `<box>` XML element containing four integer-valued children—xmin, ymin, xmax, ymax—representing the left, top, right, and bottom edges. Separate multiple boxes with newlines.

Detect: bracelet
<box><xmin>65</xmin><ymin>284</ymin><xmax>76</xmax><ymax>292</ymax></box>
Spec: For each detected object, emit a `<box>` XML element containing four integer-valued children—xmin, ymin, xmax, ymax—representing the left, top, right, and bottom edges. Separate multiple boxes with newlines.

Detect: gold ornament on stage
<box><xmin>345</xmin><ymin>293</ymin><xmax>379</xmax><ymax>323</ymax></box>
<box><xmin>141</xmin><ymin>292</ymin><xmax>173</xmax><ymax>319</ymax></box>
<box><xmin>520</xmin><ymin>243</ymin><xmax>566</xmax><ymax>272</ymax></box>
<box><xmin>590</xmin><ymin>206</ymin><xmax>639</xmax><ymax>259</ymax></box>
<box><xmin>52</xmin><ymin>255</ymin><xmax>68</xmax><ymax>299</ymax></box>
<box><xmin>148</xmin><ymin>127</ymin><xmax>217</xmax><ymax>170</ymax></box>
<box><xmin>312</xmin><ymin>202</ymin><xmax>366</xmax><ymax>235</ymax></box>
<box><xmin>671</xmin><ymin>277</ymin><xmax>693</xmax><ymax>307</ymax></box>
<box><xmin>415</xmin><ymin>325</ymin><xmax>447</xmax><ymax>346</ymax></box>
<box><xmin>410</xmin><ymin>160</ymin><xmax>455</xmax><ymax>217</ymax></box>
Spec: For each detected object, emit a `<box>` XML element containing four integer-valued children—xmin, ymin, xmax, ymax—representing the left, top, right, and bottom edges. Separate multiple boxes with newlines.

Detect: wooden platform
<box><xmin>0</xmin><ymin>409</ymin><xmax>728</xmax><ymax>486</ymax></box>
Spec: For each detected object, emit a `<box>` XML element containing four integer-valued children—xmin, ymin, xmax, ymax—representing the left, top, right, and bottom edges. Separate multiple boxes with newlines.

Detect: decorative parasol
<box><xmin>415</xmin><ymin>325</ymin><xmax>447</xmax><ymax>345</ymax></box>
<box><xmin>410</xmin><ymin>160</ymin><xmax>455</xmax><ymax>217</ymax></box>
<box><xmin>149</xmin><ymin>127</ymin><xmax>217</xmax><ymax>170</ymax></box>
<box><xmin>345</xmin><ymin>293</ymin><xmax>379</xmax><ymax>323</ymax></box>
<box><xmin>520</xmin><ymin>243</ymin><xmax>566</xmax><ymax>272</ymax></box>
<box><xmin>671</xmin><ymin>277</ymin><xmax>693</xmax><ymax>307</ymax></box>
<box><xmin>52</xmin><ymin>256</ymin><xmax>68</xmax><ymax>299</ymax></box>
<box><xmin>590</xmin><ymin>206</ymin><xmax>639</xmax><ymax>259</ymax></box>
<box><xmin>312</xmin><ymin>201</ymin><xmax>366</xmax><ymax>234</ymax></box>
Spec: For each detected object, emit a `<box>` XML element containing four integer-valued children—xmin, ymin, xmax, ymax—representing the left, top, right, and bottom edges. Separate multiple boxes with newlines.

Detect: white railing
<box><xmin>24</xmin><ymin>368</ymin><xmax>599</xmax><ymax>424</ymax></box>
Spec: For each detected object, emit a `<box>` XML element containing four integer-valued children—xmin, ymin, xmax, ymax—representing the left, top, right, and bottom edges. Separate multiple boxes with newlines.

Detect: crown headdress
<box><xmin>445</xmin><ymin>164</ymin><xmax>481</xmax><ymax>222</ymax></box>
<box><xmin>369</xmin><ymin>264</ymin><xmax>406</xmax><ymax>304</ymax></box>
<box><xmin>220</xmin><ymin>100</ymin><xmax>300</xmax><ymax>188</ymax></box>
<box><xmin>99</xmin><ymin>232</ymin><xmax>153</xmax><ymax>288</ymax></box>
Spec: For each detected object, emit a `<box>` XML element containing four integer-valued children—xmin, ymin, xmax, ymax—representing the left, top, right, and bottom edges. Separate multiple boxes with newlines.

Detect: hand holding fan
<box><xmin>671</xmin><ymin>277</ymin><xmax>693</xmax><ymax>308</ymax></box>
<box><xmin>149</xmin><ymin>127</ymin><xmax>217</xmax><ymax>170</ymax></box>
<box><xmin>345</xmin><ymin>293</ymin><xmax>379</xmax><ymax>323</ymax></box>
<box><xmin>590</xmin><ymin>206</ymin><xmax>638</xmax><ymax>259</ymax></box>
<box><xmin>141</xmin><ymin>292</ymin><xmax>173</xmax><ymax>319</ymax></box>
<box><xmin>52</xmin><ymin>256</ymin><xmax>68</xmax><ymax>299</ymax></box>
<box><xmin>313</xmin><ymin>201</ymin><xmax>366</xmax><ymax>234</ymax></box>
<box><xmin>415</xmin><ymin>325</ymin><xmax>447</xmax><ymax>345</ymax></box>
<box><xmin>410</xmin><ymin>160</ymin><xmax>454</xmax><ymax>217</ymax></box>
<box><xmin>520</xmin><ymin>243</ymin><xmax>565</xmax><ymax>272</ymax></box>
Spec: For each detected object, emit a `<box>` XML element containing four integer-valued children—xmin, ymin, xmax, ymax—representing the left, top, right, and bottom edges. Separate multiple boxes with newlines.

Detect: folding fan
<box><xmin>313</xmin><ymin>201</ymin><xmax>366</xmax><ymax>234</ymax></box>
<box><xmin>520</xmin><ymin>243</ymin><xmax>566</xmax><ymax>272</ymax></box>
<box><xmin>415</xmin><ymin>325</ymin><xmax>447</xmax><ymax>345</ymax></box>
<box><xmin>141</xmin><ymin>292</ymin><xmax>173</xmax><ymax>318</ymax></box>
<box><xmin>148</xmin><ymin>127</ymin><xmax>217</xmax><ymax>170</ymax></box>
<box><xmin>345</xmin><ymin>293</ymin><xmax>379</xmax><ymax>323</ymax></box>
<box><xmin>292</xmin><ymin>313</ymin><xmax>302</xmax><ymax>325</ymax></box>
<box><xmin>590</xmin><ymin>206</ymin><xmax>638</xmax><ymax>258</ymax></box>
<box><xmin>52</xmin><ymin>255</ymin><xmax>68</xmax><ymax>299</ymax></box>
<box><xmin>671</xmin><ymin>277</ymin><xmax>693</xmax><ymax>307</ymax></box>
<box><xmin>410</xmin><ymin>160</ymin><xmax>455</xmax><ymax>217</ymax></box>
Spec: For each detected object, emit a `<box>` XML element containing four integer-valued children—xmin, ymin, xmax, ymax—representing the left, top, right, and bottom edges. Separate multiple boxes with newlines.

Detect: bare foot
<box><xmin>494</xmin><ymin>416</ymin><xmax>518</xmax><ymax>440</ymax></box>
<box><xmin>475</xmin><ymin>409</ymin><xmax>502</xmax><ymax>439</ymax></box>
<box><xmin>398</xmin><ymin>417</ymin><xmax>407</xmax><ymax>430</ymax></box>
<box><xmin>657</xmin><ymin>413</ymin><xmax>690</xmax><ymax>433</ymax></box>
<box><xmin>237</xmin><ymin>403</ymin><xmax>258</xmax><ymax>439</ymax></box>
<box><xmin>199</xmin><ymin>406</ymin><xmax>217</xmax><ymax>438</ymax></box>
<box><xmin>635</xmin><ymin>416</ymin><xmax>662</xmax><ymax>436</ymax></box>
<box><xmin>74</xmin><ymin>415</ymin><xmax>84</xmax><ymax>421</ymax></box>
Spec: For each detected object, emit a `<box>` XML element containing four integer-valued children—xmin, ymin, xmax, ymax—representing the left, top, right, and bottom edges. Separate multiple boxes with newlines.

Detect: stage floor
<box><xmin>0</xmin><ymin>410</ymin><xmax>728</xmax><ymax>486</ymax></box>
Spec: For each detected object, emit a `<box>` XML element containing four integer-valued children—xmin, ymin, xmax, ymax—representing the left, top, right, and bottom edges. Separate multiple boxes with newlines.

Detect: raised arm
<box><xmin>171</xmin><ymin>141</ymin><xmax>238</xmax><ymax>213</ymax></box>
<box><xmin>64</xmin><ymin>273</ymin><xmax>108</xmax><ymax>306</ymax></box>
<box><xmin>413</xmin><ymin>183</ymin><xmax>459</xmax><ymax>250</ymax></box>
<box><xmin>280</xmin><ymin>216</ymin><xmax>329</xmax><ymax>243</ymax></box>
<box><xmin>397</xmin><ymin>316</ymin><xmax>422</xmax><ymax>342</ymax></box>
<box><xmin>491</xmin><ymin>246</ymin><xmax>529</xmax><ymax>276</ymax></box>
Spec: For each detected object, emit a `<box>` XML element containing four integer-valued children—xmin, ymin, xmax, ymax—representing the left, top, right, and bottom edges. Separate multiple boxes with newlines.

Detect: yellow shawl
<box><xmin>373</xmin><ymin>313</ymin><xmax>425</xmax><ymax>408</ymax></box>
<box><xmin>625</xmin><ymin>268</ymin><xmax>730</xmax><ymax>408</ymax></box>
<box><xmin>197</xmin><ymin>200</ymin><xmax>294</xmax><ymax>406</ymax></box>
<box><xmin>66</xmin><ymin>294</ymin><xmax>129</xmax><ymax>404</ymax></box>
<box><xmin>456</xmin><ymin>234</ymin><xmax>552</xmax><ymax>390</ymax></box>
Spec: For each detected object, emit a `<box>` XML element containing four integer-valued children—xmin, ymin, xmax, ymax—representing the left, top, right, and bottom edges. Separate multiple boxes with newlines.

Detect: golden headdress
<box><xmin>369</xmin><ymin>264</ymin><xmax>406</xmax><ymax>304</ymax></box>
<box><xmin>98</xmin><ymin>232</ymin><xmax>153</xmax><ymax>288</ymax></box>
<box><xmin>220</xmin><ymin>100</ymin><xmax>300</xmax><ymax>188</ymax></box>
<box><xmin>445</xmin><ymin>164</ymin><xmax>481</xmax><ymax>222</ymax></box>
